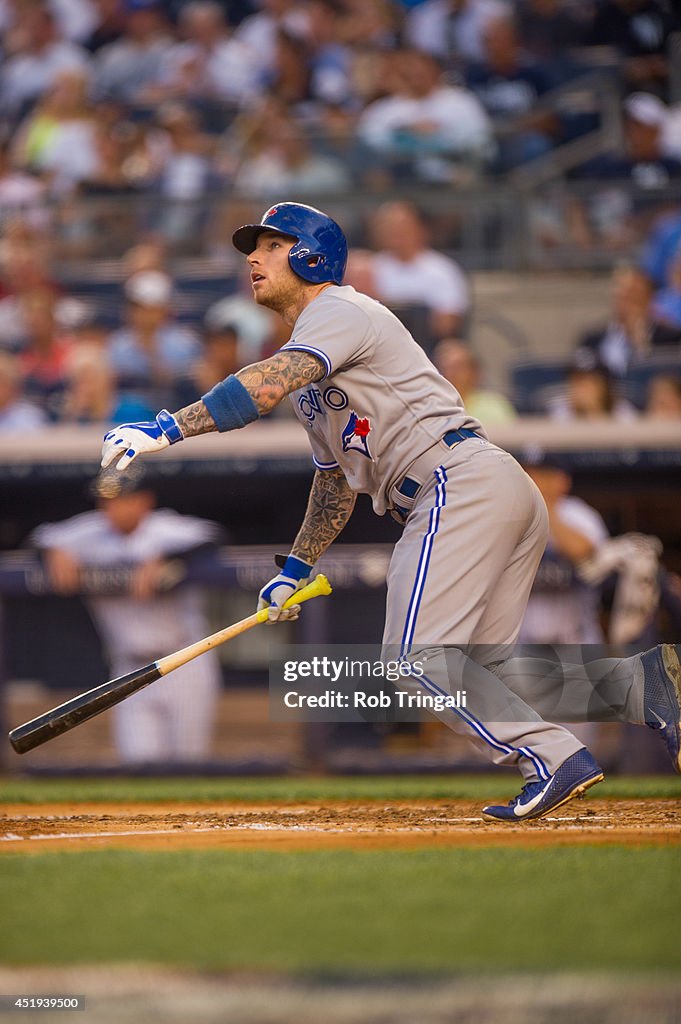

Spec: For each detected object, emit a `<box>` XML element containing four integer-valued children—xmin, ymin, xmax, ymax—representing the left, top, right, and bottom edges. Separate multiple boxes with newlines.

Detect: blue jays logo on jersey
<box><xmin>341</xmin><ymin>411</ymin><xmax>372</xmax><ymax>458</ymax></box>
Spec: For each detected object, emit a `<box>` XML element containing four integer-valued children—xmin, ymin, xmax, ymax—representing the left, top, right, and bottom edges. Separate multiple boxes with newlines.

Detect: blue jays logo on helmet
<box><xmin>341</xmin><ymin>411</ymin><xmax>372</xmax><ymax>458</ymax></box>
<box><xmin>232</xmin><ymin>201</ymin><xmax>348</xmax><ymax>285</ymax></box>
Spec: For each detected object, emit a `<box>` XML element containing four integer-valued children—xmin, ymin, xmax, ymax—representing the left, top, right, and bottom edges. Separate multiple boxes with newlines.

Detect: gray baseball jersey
<box><xmin>283</xmin><ymin>285</ymin><xmax>485</xmax><ymax>515</ymax></box>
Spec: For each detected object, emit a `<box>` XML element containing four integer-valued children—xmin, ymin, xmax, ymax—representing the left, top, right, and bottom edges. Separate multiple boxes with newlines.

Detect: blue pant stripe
<box><xmin>418</xmin><ymin>670</ymin><xmax>551</xmax><ymax>780</ymax></box>
<box><xmin>517</xmin><ymin>746</ymin><xmax>550</xmax><ymax>781</ymax></box>
<box><xmin>400</xmin><ymin>466</ymin><xmax>447</xmax><ymax>655</ymax></box>
<box><xmin>418</xmin><ymin>672</ymin><xmax>515</xmax><ymax>757</ymax></box>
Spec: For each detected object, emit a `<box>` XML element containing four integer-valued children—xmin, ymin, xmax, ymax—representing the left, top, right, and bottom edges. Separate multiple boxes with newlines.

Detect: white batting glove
<box><xmin>258</xmin><ymin>554</ymin><xmax>313</xmax><ymax>623</ymax></box>
<box><xmin>101</xmin><ymin>410</ymin><xmax>184</xmax><ymax>471</ymax></box>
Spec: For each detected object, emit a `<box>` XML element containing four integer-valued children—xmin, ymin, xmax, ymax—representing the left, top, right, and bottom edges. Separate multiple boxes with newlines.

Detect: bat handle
<box><xmin>255</xmin><ymin>572</ymin><xmax>332</xmax><ymax>624</ymax></box>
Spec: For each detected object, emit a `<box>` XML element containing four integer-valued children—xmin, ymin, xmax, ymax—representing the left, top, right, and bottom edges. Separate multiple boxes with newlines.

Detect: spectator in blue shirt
<box><xmin>651</xmin><ymin>241</ymin><xmax>681</xmax><ymax>330</ymax></box>
<box><xmin>640</xmin><ymin>207</ymin><xmax>681</xmax><ymax>288</ymax></box>
<box><xmin>107</xmin><ymin>269</ymin><xmax>201</xmax><ymax>412</ymax></box>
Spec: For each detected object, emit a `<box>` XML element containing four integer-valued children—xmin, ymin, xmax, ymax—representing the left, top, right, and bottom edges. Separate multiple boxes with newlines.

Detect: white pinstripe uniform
<box><xmin>32</xmin><ymin>510</ymin><xmax>221</xmax><ymax>765</ymax></box>
<box><xmin>285</xmin><ymin>285</ymin><xmax>645</xmax><ymax>782</ymax></box>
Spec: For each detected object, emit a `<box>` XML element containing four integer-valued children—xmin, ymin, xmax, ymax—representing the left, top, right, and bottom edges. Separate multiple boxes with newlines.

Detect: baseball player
<box><xmin>100</xmin><ymin>202</ymin><xmax>681</xmax><ymax>820</ymax></box>
<box><xmin>33</xmin><ymin>466</ymin><xmax>222</xmax><ymax>765</ymax></box>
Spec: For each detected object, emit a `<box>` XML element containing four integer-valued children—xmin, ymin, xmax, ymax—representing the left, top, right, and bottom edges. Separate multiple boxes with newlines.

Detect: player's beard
<box><xmin>253</xmin><ymin>275</ymin><xmax>308</xmax><ymax>323</ymax></box>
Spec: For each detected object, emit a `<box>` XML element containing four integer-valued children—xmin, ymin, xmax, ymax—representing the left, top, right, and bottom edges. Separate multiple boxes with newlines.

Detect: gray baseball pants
<box><xmin>382</xmin><ymin>437</ymin><xmax>644</xmax><ymax>782</ymax></box>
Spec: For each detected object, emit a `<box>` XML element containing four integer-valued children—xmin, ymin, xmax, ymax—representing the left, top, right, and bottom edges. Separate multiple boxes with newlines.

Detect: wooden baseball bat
<box><xmin>8</xmin><ymin>574</ymin><xmax>332</xmax><ymax>755</ymax></box>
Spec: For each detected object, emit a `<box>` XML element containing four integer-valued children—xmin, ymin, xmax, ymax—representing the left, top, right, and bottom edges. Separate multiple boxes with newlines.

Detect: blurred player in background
<box><xmin>32</xmin><ymin>464</ymin><xmax>222</xmax><ymax>766</ymax></box>
<box><xmin>519</xmin><ymin>451</ymin><xmax>608</xmax><ymax>646</ymax></box>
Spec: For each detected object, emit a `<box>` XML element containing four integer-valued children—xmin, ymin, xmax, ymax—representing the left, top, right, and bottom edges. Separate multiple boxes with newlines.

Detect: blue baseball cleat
<box><xmin>482</xmin><ymin>749</ymin><xmax>604</xmax><ymax>822</ymax></box>
<box><xmin>641</xmin><ymin>644</ymin><xmax>681</xmax><ymax>773</ymax></box>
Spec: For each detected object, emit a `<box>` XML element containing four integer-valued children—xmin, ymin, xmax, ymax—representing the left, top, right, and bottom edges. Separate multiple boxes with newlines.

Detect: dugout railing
<box><xmin>31</xmin><ymin>179</ymin><xmax>681</xmax><ymax>273</ymax></box>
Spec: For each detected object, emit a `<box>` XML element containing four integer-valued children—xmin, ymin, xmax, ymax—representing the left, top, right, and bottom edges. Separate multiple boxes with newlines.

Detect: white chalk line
<box><xmin>0</xmin><ymin>814</ymin><xmax>626</xmax><ymax>843</ymax></box>
<box><xmin>426</xmin><ymin>816</ymin><xmax>613</xmax><ymax>823</ymax></box>
<box><xmin>0</xmin><ymin>823</ymin><xmax>393</xmax><ymax>839</ymax></box>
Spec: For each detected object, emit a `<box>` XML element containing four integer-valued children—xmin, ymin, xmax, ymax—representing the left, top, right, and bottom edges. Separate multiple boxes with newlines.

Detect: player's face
<box><xmin>99</xmin><ymin>491</ymin><xmax>154</xmax><ymax>535</ymax></box>
<box><xmin>247</xmin><ymin>232</ymin><xmax>303</xmax><ymax>312</ymax></box>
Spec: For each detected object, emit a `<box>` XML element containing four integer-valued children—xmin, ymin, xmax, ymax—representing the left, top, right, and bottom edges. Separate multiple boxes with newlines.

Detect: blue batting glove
<box><xmin>258</xmin><ymin>555</ymin><xmax>313</xmax><ymax>623</ymax></box>
<box><xmin>101</xmin><ymin>410</ymin><xmax>184</xmax><ymax>471</ymax></box>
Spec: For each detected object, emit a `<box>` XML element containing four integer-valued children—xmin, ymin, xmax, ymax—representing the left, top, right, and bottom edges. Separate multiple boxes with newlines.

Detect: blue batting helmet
<box><xmin>232</xmin><ymin>202</ymin><xmax>347</xmax><ymax>285</ymax></box>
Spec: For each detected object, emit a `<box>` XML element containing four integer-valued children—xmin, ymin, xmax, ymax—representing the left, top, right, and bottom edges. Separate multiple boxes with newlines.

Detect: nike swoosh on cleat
<box><xmin>650</xmin><ymin>709</ymin><xmax>667</xmax><ymax>729</ymax></box>
<box><xmin>513</xmin><ymin>778</ymin><xmax>553</xmax><ymax>816</ymax></box>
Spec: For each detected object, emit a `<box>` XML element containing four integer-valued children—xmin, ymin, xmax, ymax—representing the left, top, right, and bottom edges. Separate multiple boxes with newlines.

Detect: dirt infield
<box><xmin>1</xmin><ymin>798</ymin><xmax>679</xmax><ymax>851</ymax></box>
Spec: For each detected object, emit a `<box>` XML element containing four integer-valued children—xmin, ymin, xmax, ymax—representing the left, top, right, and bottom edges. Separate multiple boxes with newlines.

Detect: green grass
<box><xmin>0</xmin><ymin>847</ymin><xmax>678</xmax><ymax>973</ymax></box>
<box><xmin>1</xmin><ymin>774</ymin><xmax>680</xmax><ymax>804</ymax></box>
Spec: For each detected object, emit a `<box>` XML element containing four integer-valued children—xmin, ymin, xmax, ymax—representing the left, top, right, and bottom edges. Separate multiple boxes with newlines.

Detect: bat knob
<box><xmin>313</xmin><ymin>573</ymin><xmax>333</xmax><ymax>596</ymax></box>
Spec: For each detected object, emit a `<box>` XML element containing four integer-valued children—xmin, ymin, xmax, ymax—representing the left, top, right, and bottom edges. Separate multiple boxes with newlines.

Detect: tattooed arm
<box><xmin>236</xmin><ymin>350</ymin><xmax>326</xmax><ymax>415</ymax></box>
<box><xmin>175</xmin><ymin>350</ymin><xmax>326</xmax><ymax>437</ymax></box>
<box><xmin>256</xmin><ymin>465</ymin><xmax>355</xmax><ymax>621</ymax></box>
<box><xmin>290</xmin><ymin>466</ymin><xmax>356</xmax><ymax>565</ymax></box>
<box><xmin>100</xmin><ymin>350</ymin><xmax>326</xmax><ymax>471</ymax></box>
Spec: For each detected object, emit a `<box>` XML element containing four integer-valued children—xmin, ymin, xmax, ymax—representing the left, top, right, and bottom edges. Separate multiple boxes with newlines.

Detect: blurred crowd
<box><xmin>0</xmin><ymin>0</ymin><xmax>679</xmax><ymax>202</ymax></box>
<box><xmin>0</xmin><ymin>194</ymin><xmax>680</xmax><ymax>432</ymax></box>
<box><xmin>0</xmin><ymin>226</ymin><xmax>273</xmax><ymax>426</ymax></box>
<box><xmin>0</xmin><ymin>0</ymin><xmax>680</xmax><ymax>429</ymax></box>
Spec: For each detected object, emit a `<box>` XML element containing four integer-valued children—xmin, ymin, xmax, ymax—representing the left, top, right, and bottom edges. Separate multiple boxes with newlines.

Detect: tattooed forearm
<box><xmin>175</xmin><ymin>400</ymin><xmax>218</xmax><ymax>437</ymax></box>
<box><xmin>236</xmin><ymin>350</ymin><xmax>325</xmax><ymax>415</ymax></box>
<box><xmin>291</xmin><ymin>467</ymin><xmax>356</xmax><ymax>565</ymax></box>
<box><xmin>174</xmin><ymin>351</ymin><xmax>325</xmax><ymax>435</ymax></box>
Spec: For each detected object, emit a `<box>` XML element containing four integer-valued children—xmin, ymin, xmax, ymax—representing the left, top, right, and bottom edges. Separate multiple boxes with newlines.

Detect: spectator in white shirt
<box><xmin>1</xmin><ymin>3</ymin><xmax>91</xmax><ymax>119</ymax></box>
<box><xmin>370</xmin><ymin>200</ymin><xmax>470</xmax><ymax>340</ymax></box>
<box><xmin>49</xmin><ymin>0</ymin><xmax>98</xmax><ymax>44</ymax></box>
<box><xmin>93</xmin><ymin>0</ymin><xmax>173</xmax><ymax>104</ymax></box>
<box><xmin>357</xmin><ymin>47</ymin><xmax>493</xmax><ymax>181</ymax></box>
<box><xmin>153</xmin><ymin>1</ymin><xmax>263</xmax><ymax>106</ymax></box>
<box><xmin>233</xmin><ymin>113</ymin><xmax>351</xmax><ymax>197</ymax></box>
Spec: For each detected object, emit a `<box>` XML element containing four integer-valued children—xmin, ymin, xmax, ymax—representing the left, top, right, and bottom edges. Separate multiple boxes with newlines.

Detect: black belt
<box><xmin>391</xmin><ymin>429</ymin><xmax>480</xmax><ymax>522</ymax></box>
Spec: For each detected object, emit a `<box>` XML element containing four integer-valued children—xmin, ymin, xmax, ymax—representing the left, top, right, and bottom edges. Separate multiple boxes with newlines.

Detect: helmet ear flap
<box><xmin>288</xmin><ymin>239</ymin><xmax>331</xmax><ymax>284</ymax></box>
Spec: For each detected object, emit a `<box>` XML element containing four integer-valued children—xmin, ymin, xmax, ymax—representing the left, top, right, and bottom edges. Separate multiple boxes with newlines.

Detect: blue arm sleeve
<box><xmin>202</xmin><ymin>375</ymin><xmax>259</xmax><ymax>433</ymax></box>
